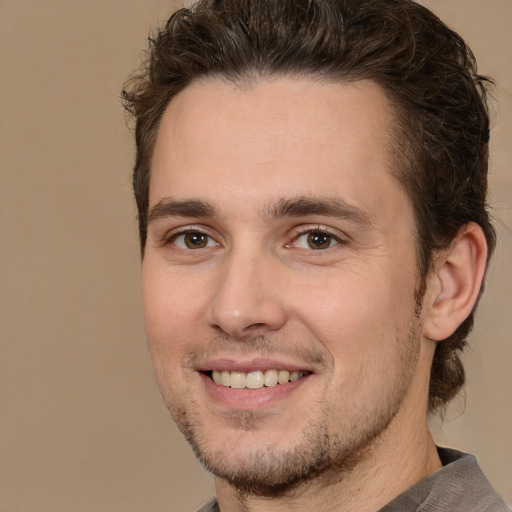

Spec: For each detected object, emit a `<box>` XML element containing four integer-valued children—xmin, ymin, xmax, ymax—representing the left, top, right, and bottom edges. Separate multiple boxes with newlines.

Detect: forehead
<box><xmin>149</xmin><ymin>77</ymin><xmax>405</xmax><ymax>219</ymax></box>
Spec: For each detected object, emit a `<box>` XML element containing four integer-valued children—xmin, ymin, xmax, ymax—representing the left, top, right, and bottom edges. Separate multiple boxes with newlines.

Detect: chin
<box><xmin>174</xmin><ymin>403</ymin><xmax>394</xmax><ymax>498</ymax></box>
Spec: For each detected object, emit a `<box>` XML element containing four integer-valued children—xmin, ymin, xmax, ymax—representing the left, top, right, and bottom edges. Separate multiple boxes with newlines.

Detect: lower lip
<box><xmin>200</xmin><ymin>372</ymin><xmax>311</xmax><ymax>409</ymax></box>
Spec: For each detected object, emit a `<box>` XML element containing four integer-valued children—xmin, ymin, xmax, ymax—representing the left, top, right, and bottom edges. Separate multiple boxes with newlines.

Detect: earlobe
<box><xmin>423</xmin><ymin>223</ymin><xmax>488</xmax><ymax>341</ymax></box>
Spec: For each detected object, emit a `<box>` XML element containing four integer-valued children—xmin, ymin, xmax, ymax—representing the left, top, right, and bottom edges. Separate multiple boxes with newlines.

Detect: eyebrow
<box><xmin>147</xmin><ymin>195</ymin><xmax>373</xmax><ymax>226</ymax></box>
<box><xmin>265</xmin><ymin>196</ymin><xmax>374</xmax><ymax>226</ymax></box>
<box><xmin>148</xmin><ymin>198</ymin><xmax>217</xmax><ymax>223</ymax></box>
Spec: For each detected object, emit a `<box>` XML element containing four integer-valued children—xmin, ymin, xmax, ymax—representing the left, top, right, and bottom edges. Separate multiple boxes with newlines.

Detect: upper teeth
<box><xmin>211</xmin><ymin>369</ymin><xmax>305</xmax><ymax>389</ymax></box>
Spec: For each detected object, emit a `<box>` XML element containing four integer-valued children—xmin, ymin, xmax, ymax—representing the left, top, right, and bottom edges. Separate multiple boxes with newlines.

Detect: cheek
<box><xmin>289</xmin><ymin>268</ymin><xmax>414</xmax><ymax>362</ymax></box>
<box><xmin>141</xmin><ymin>272</ymin><xmax>206</xmax><ymax>405</ymax></box>
<box><xmin>291</xmin><ymin>270</ymin><xmax>392</xmax><ymax>330</ymax></box>
<box><xmin>141</xmin><ymin>267</ymin><xmax>207</xmax><ymax>364</ymax></box>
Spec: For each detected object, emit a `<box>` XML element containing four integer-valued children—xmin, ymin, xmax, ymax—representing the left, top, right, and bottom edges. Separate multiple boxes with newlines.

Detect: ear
<box><xmin>423</xmin><ymin>222</ymin><xmax>488</xmax><ymax>341</ymax></box>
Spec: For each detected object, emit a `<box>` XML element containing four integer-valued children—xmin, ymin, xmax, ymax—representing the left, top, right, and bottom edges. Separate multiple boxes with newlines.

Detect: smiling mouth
<box><xmin>206</xmin><ymin>369</ymin><xmax>311</xmax><ymax>389</ymax></box>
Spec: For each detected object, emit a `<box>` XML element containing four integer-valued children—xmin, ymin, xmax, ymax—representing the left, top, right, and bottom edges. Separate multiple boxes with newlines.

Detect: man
<box><xmin>123</xmin><ymin>0</ymin><xmax>508</xmax><ymax>510</ymax></box>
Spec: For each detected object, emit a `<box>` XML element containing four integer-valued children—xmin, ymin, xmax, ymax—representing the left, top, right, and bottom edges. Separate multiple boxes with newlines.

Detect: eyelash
<box><xmin>288</xmin><ymin>227</ymin><xmax>345</xmax><ymax>251</ymax></box>
<box><xmin>163</xmin><ymin>225</ymin><xmax>345</xmax><ymax>253</ymax></box>
<box><xmin>164</xmin><ymin>228</ymin><xmax>218</xmax><ymax>250</ymax></box>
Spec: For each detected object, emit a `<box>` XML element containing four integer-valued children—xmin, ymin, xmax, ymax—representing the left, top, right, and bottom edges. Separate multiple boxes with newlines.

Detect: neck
<box><xmin>216</xmin><ymin>424</ymin><xmax>440</xmax><ymax>512</ymax></box>
<box><xmin>215</xmin><ymin>371</ymin><xmax>442</xmax><ymax>511</ymax></box>
<box><xmin>216</xmin><ymin>432</ymin><xmax>440</xmax><ymax>512</ymax></box>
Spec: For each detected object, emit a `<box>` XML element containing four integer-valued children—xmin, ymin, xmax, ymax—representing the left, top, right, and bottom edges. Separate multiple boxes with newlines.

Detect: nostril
<box><xmin>207</xmin><ymin>281</ymin><xmax>288</xmax><ymax>337</ymax></box>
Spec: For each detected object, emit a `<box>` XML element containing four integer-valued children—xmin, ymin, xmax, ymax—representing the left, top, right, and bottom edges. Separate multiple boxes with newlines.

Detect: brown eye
<box><xmin>307</xmin><ymin>232</ymin><xmax>333</xmax><ymax>249</ymax></box>
<box><xmin>291</xmin><ymin>230</ymin><xmax>340</xmax><ymax>251</ymax></box>
<box><xmin>172</xmin><ymin>231</ymin><xmax>215</xmax><ymax>250</ymax></box>
<box><xmin>183</xmin><ymin>232</ymin><xmax>208</xmax><ymax>249</ymax></box>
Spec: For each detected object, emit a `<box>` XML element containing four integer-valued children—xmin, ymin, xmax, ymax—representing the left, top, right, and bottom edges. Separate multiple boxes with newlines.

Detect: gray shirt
<box><xmin>197</xmin><ymin>447</ymin><xmax>509</xmax><ymax>511</ymax></box>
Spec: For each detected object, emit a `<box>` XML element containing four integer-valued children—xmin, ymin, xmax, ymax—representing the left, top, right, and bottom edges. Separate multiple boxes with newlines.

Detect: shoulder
<box><xmin>381</xmin><ymin>447</ymin><xmax>509</xmax><ymax>512</ymax></box>
<box><xmin>430</xmin><ymin>447</ymin><xmax>509</xmax><ymax>511</ymax></box>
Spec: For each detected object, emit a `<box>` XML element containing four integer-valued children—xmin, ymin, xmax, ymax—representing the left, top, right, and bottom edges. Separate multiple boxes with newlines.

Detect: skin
<box><xmin>141</xmin><ymin>77</ymin><xmax>463</xmax><ymax>511</ymax></box>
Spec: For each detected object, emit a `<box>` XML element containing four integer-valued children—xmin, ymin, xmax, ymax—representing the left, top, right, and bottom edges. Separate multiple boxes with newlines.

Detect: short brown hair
<box><xmin>122</xmin><ymin>0</ymin><xmax>496</xmax><ymax>412</ymax></box>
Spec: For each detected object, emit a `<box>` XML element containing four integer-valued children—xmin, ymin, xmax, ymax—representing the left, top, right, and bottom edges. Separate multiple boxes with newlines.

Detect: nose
<box><xmin>207</xmin><ymin>249</ymin><xmax>287</xmax><ymax>340</ymax></box>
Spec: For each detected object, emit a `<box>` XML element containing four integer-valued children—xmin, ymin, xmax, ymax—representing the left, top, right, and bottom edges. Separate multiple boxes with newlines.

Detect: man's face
<box><xmin>142</xmin><ymin>78</ymin><xmax>434</xmax><ymax>493</ymax></box>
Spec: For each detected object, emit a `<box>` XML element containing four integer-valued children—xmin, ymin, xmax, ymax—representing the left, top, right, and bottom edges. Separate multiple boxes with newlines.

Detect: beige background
<box><xmin>1</xmin><ymin>1</ymin><xmax>510</xmax><ymax>510</ymax></box>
